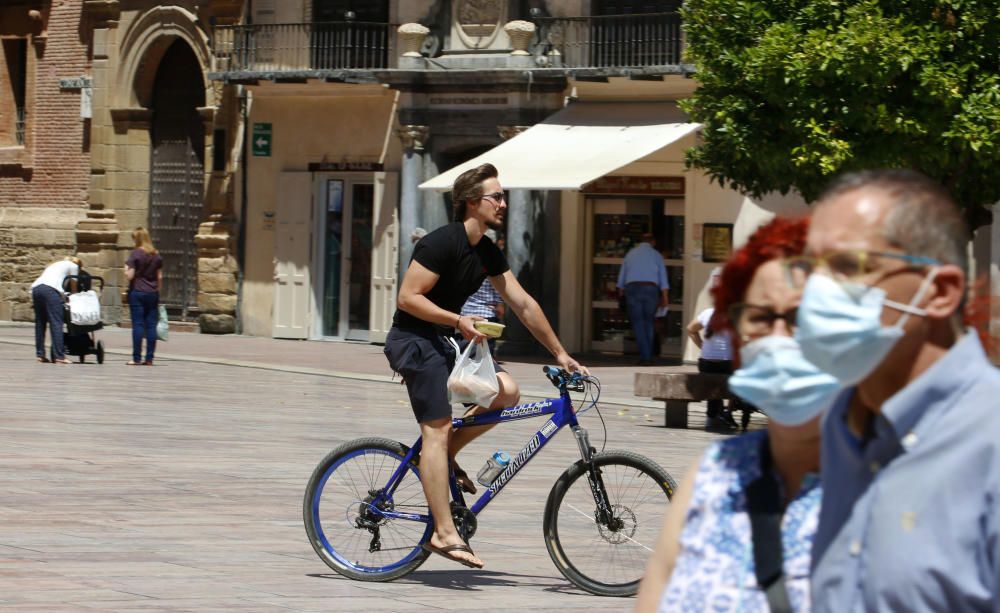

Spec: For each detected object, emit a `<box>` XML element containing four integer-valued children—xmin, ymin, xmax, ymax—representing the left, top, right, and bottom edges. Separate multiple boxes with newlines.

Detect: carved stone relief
<box><xmin>453</xmin><ymin>0</ymin><xmax>506</xmax><ymax>49</ymax></box>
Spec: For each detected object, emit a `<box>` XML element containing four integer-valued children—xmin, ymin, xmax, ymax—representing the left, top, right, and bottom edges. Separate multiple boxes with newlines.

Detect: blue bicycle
<box><xmin>303</xmin><ymin>367</ymin><xmax>677</xmax><ymax>596</ymax></box>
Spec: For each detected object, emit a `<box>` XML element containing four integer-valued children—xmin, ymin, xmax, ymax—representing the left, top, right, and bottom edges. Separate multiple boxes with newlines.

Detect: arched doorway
<box><xmin>148</xmin><ymin>40</ymin><xmax>205</xmax><ymax>319</ymax></box>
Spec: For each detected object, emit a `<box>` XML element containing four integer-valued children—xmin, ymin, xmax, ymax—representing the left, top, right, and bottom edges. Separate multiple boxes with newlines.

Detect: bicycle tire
<box><xmin>543</xmin><ymin>450</ymin><xmax>677</xmax><ymax>597</ymax></box>
<box><xmin>303</xmin><ymin>437</ymin><xmax>433</xmax><ymax>582</ymax></box>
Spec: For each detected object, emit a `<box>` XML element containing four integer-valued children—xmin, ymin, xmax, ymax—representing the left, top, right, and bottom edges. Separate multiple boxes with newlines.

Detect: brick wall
<box><xmin>0</xmin><ymin>0</ymin><xmax>91</xmax><ymax>320</ymax></box>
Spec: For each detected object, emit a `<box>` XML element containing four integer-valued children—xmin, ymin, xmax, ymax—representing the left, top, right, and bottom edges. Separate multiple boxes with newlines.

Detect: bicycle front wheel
<box><xmin>543</xmin><ymin>450</ymin><xmax>676</xmax><ymax>597</ymax></box>
<box><xmin>303</xmin><ymin>437</ymin><xmax>432</xmax><ymax>582</ymax></box>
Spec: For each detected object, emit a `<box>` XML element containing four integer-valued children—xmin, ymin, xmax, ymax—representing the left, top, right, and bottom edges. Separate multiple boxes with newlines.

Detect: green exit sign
<box><xmin>252</xmin><ymin>123</ymin><xmax>272</xmax><ymax>157</ymax></box>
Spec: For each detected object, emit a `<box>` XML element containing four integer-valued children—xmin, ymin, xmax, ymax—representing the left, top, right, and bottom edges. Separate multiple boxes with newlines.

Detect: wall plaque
<box><xmin>702</xmin><ymin>223</ymin><xmax>734</xmax><ymax>263</ymax></box>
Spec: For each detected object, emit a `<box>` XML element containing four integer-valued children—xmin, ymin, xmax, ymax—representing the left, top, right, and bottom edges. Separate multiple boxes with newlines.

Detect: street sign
<box><xmin>252</xmin><ymin>123</ymin><xmax>272</xmax><ymax>157</ymax></box>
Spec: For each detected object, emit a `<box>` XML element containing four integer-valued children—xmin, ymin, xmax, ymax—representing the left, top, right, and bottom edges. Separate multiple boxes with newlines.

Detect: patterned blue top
<box><xmin>460</xmin><ymin>279</ymin><xmax>503</xmax><ymax>319</ymax></box>
<box><xmin>659</xmin><ymin>430</ymin><xmax>821</xmax><ymax>612</ymax></box>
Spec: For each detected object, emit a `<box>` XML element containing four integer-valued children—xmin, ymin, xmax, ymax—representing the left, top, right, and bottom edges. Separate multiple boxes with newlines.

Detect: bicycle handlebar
<box><xmin>542</xmin><ymin>366</ymin><xmax>587</xmax><ymax>391</ymax></box>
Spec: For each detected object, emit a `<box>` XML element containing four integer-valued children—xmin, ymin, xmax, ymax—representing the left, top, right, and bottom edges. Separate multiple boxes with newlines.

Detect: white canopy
<box><xmin>419</xmin><ymin>102</ymin><xmax>701</xmax><ymax>191</ymax></box>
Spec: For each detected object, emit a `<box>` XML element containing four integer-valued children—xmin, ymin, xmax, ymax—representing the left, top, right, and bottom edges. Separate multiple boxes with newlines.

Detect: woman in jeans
<box><xmin>125</xmin><ymin>227</ymin><xmax>163</xmax><ymax>365</ymax></box>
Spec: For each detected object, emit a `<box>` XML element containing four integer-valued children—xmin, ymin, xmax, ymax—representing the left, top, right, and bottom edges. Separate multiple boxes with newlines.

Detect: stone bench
<box><xmin>634</xmin><ymin>368</ymin><xmax>732</xmax><ymax>428</ymax></box>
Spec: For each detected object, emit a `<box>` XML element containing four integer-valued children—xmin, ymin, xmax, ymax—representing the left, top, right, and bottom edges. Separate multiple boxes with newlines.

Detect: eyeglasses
<box><xmin>728</xmin><ymin>303</ymin><xmax>798</xmax><ymax>338</ymax></box>
<box><xmin>482</xmin><ymin>192</ymin><xmax>506</xmax><ymax>203</ymax></box>
<box><xmin>782</xmin><ymin>250</ymin><xmax>939</xmax><ymax>289</ymax></box>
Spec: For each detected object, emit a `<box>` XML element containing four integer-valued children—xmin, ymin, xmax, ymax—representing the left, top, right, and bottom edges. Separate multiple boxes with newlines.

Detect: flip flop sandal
<box><xmin>36</xmin><ymin>356</ymin><xmax>50</xmax><ymax>363</ymax></box>
<box><xmin>52</xmin><ymin>358</ymin><xmax>73</xmax><ymax>365</ymax></box>
<box><xmin>451</xmin><ymin>463</ymin><xmax>477</xmax><ymax>495</ymax></box>
<box><xmin>421</xmin><ymin>542</ymin><xmax>484</xmax><ymax>569</ymax></box>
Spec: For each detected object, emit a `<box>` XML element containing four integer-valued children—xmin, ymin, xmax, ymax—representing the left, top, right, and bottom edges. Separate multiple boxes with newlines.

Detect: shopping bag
<box><xmin>447</xmin><ymin>338</ymin><xmax>499</xmax><ymax>407</ymax></box>
<box><xmin>156</xmin><ymin>305</ymin><xmax>169</xmax><ymax>341</ymax></box>
<box><xmin>68</xmin><ymin>290</ymin><xmax>101</xmax><ymax>326</ymax></box>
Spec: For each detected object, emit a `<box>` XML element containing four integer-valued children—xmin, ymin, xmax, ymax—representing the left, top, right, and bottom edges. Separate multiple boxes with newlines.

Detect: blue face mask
<box><xmin>728</xmin><ymin>335</ymin><xmax>842</xmax><ymax>426</ymax></box>
<box><xmin>796</xmin><ymin>270</ymin><xmax>937</xmax><ymax>386</ymax></box>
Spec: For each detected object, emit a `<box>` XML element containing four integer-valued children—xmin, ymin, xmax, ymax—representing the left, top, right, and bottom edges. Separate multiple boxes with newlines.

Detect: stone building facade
<box><xmin>0</xmin><ymin>0</ymin><xmax>92</xmax><ymax>321</ymax></box>
<box><xmin>85</xmin><ymin>0</ymin><xmax>243</xmax><ymax>331</ymax></box>
<box><xmin>0</xmin><ymin>0</ymin><xmax>243</xmax><ymax>331</ymax></box>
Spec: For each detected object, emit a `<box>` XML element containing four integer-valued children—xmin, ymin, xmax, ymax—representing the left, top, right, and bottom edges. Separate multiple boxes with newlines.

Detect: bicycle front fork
<box><xmin>571</xmin><ymin>426</ymin><xmax>620</xmax><ymax>529</ymax></box>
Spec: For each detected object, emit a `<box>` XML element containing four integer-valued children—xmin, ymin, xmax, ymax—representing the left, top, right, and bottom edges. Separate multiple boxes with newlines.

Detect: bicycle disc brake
<box><xmin>596</xmin><ymin>504</ymin><xmax>637</xmax><ymax>544</ymax></box>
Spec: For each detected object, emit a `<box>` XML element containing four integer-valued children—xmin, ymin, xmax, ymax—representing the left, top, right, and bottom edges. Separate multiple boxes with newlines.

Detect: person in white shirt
<box><xmin>686</xmin><ymin>269</ymin><xmax>738</xmax><ymax>430</ymax></box>
<box><xmin>31</xmin><ymin>256</ymin><xmax>82</xmax><ymax>364</ymax></box>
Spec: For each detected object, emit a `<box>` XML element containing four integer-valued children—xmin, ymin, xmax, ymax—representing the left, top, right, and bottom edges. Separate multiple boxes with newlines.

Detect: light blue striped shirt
<box><xmin>616</xmin><ymin>242</ymin><xmax>669</xmax><ymax>290</ymax></box>
<box><xmin>811</xmin><ymin>333</ymin><xmax>1000</xmax><ymax>612</ymax></box>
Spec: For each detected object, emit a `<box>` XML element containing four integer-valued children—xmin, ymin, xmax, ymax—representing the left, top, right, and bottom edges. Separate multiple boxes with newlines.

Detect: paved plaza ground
<box><xmin>0</xmin><ymin>325</ymin><xmax>758</xmax><ymax>611</ymax></box>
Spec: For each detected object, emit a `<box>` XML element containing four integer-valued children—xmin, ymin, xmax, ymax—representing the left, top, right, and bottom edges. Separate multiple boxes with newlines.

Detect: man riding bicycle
<box><xmin>383</xmin><ymin>163</ymin><xmax>587</xmax><ymax>569</ymax></box>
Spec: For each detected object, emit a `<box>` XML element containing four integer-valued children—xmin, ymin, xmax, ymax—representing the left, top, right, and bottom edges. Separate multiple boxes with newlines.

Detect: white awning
<box><xmin>419</xmin><ymin>102</ymin><xmax>701</xmax><ymax>191</ymax></box>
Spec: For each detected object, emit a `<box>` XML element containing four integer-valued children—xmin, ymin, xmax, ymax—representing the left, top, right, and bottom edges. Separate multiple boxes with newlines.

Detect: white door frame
<box><xmin>311</xmin><ymin>172</ymin><xmax>374</xmax><ymax>340</ymax></box>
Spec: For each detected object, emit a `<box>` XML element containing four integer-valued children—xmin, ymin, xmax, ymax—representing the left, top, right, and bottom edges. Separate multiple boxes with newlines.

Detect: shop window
<box><xmin>2</xmin><ymin>38</ymin><xmax>28</xmax><ymax>146</ymax></box>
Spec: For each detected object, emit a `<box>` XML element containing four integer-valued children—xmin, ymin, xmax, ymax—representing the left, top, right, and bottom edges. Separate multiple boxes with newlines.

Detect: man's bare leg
<box><xmin>420</xmin><ymin>416</ymin><xmax>483</xmax><ymax>567</ymax></box>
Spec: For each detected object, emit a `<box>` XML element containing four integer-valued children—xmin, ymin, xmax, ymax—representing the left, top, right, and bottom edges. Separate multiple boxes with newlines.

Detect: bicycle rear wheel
<box><xmin>303</xmin><ymin>437</ymin><xmax>432</xmax><ymax>581</ymax></box>
<box><xmin>543</xmin><ymin>450</ymin><xmax>676</xmax><ymax>596</ymax></box>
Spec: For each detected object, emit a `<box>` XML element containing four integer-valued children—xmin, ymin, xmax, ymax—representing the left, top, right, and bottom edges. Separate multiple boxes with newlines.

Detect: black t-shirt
<box><xmin>393</xmin><ymin>222</ymin><xmax>509</xmax><ymax>331</ymax></box>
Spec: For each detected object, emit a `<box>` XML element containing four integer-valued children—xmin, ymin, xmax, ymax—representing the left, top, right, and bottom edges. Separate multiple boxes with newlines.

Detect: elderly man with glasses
<box><xmin>793</xmin><ymin>169</ymin><xmax>1000</xmax><ymax>611</ymax></box>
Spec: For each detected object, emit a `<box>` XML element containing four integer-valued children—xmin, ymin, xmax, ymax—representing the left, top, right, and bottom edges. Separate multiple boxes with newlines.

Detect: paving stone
<box><xmin>0</xmin><ymin>324</ymin><xmax>766</xmax><ymax>610</ymax></box>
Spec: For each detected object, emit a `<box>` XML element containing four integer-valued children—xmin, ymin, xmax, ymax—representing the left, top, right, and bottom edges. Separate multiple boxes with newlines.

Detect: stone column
<box><xmin>195</xmin><ymin>214</ymin><xmax>238</xmax><ymax>333</ymax></box>
<box><xmin>496</xmin><ymin>125</ymin><xmax>542</xmax><ymax>354</ymax></box>
<box><xmin>498</xmin><ymin>125</ymin><xmax>532</xmax><ymax>279</ymax></box>
<box><xmin>396</xmin><ymin>125</ymin><xmax>429</xmax><ymax>276</ymax></box>
<box><xmin>75</xmin><ymin>211</ymin><xmax>122</xmax><ymax>321</ymax></box>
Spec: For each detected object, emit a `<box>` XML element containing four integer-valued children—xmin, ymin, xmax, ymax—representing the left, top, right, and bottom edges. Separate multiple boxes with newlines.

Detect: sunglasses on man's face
<box><xmin>482</xmin><ymin>192</ymin><xmax>506</xmax><ymax>203</ymax></box>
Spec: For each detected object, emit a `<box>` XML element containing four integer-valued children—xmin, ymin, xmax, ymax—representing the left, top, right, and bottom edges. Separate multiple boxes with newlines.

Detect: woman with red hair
<box><xmin>637</xmin><ymin>217</ymin><xmax>840</xmax><ymax>612</ymax></box>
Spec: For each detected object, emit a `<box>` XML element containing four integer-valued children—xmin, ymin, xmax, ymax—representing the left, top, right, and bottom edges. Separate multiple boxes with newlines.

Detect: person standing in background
<box><xmin>686</xmin><ymin>268</ymin><xmax>738</xmax><ymax>430</ymax></box>
<box><xmin>125</xmin><ymin>227</ymin><xmax>163</xmax><ymax>366</ymax></box>
<box><xmin>617</xmin><ymin>232</ymin><xmax>669</xmax><ymax>365</ymax></box>
<box><xmin>31</xmin><ymin>256</ymin><xmax>82</xmax><ymax>364</ymax></box>
<box><xmin>460</xmin><ymin>231</ymin><xmax>506</xmax><ymax>354</ymax></box>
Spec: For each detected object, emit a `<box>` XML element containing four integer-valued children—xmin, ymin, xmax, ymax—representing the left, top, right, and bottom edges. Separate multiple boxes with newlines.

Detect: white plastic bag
<box><xmin>447</xmin><ymin>338</ymin><xmax>499</xmax><ymax>407</ymax></box>
<box><xmin>68</xmin><ymin>290</ymin><xmax>101</xmax><ymax>326</ymax></box>
<box><xmin>156</xmin><ymin>305</ymin><xmax>169</xmax><ymax>341</ymax></box>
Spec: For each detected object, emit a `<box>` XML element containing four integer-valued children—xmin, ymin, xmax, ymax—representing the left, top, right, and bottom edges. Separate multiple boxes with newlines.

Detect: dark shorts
<box><xmin>384</xmin><ymin>325</ymin><xmax>505</xmax><ymax>424</ymax></box>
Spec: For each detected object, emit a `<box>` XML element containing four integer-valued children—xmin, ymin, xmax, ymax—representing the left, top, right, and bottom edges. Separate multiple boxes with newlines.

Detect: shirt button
<box><xmin>902</xmin><ymin>432</ymin><xmax>919</xmax><ymax>449</ymax></box>
<box><xmin>849</xmin><ymin>540</ymin><xmax>862</xmax><ymax>556</ymax></box>
<box><xmin>869</xmin><ymin>461</ymin><xmax>880</xmax><ymax>473</ymax></box>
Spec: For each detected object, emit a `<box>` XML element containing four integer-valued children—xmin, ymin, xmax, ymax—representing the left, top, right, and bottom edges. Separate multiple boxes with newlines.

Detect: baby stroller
<box><xmin>58</xmin><ymin>272</ymin><xmax>106</xmax><ymax>364</ymax></box>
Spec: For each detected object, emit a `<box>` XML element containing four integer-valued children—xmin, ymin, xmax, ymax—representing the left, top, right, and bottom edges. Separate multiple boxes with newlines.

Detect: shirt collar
<box><xmin>879</xmin><ymin>331</ymin><xmax>985</xmax><ymax>439</ymax></box>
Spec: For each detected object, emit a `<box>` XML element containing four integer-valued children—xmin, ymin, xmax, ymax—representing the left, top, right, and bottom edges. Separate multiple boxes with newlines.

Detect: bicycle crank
<box><xmin>450</xmin><ymin>502</ymin><xmax>478</xmax><ymax>542</ymax></box>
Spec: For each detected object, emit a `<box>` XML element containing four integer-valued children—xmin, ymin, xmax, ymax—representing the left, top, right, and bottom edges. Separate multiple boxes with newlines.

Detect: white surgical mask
<box><xmin>728</xmin><ymin>335</ymin><xmax>842</xmax><ymax>426</ymax></box>
<box><xmin>796</xmin><ymin>269</ymin><xmax>938</xmax><ymax>385</ymax></box>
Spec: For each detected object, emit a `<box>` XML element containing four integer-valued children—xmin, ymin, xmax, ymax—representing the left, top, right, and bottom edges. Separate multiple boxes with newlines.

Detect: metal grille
<box><xmin>149</xmin><ymin>42</ymin><xmax>206</xmax><ymax>320</ymax></box>
<box><xmin>150</xmin><ymin>140</ymin><xmax>202</xmax><ymax>317</ymax></box>
<box><xmin>534</xmin><ymin>12</ymin><xmax>683</xmax><ymax>68</ymax></box>
<box><xmin>15</xmin><ymin>107</ymin><xmax>25</xmax><ymax>145</ymax></box>
<box><xmin>214</xmin><ymin>21</ymin><xmax>393</xmax><ymax>72</ymax></box>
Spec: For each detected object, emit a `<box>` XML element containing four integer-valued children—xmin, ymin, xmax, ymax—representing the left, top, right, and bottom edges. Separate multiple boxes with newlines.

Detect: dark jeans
<box><xmin>32</xmin><ymin>285</ymin><xmax>65</xmax><ymax>360</ymax></box>
<box><xmin>698</xmin><ymin>358</ymin><xmax>733</xmax><ymax>416</ymax></box>
<box><xmin>625</xmin><ymin>283</ymin><xmax>660</xmax><ymax>362</ymax></box>
<box><xmin>129</xmin><ymin>290</ymin><xmax>159</xmax><ymax>363</ymax></box>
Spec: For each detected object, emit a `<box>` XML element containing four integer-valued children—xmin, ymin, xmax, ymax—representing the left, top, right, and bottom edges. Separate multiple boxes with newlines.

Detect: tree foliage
<box><xmin>680</xmin><ymin>0</ymin><xmax>1000</xmax><ymax>219</ymax></box>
